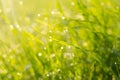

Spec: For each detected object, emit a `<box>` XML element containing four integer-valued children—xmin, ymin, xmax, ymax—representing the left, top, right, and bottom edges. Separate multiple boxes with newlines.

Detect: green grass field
<box><xmin>0</xmin><ymin>0</ymin><xmax>120</xmax><ymax>80</ymax></box>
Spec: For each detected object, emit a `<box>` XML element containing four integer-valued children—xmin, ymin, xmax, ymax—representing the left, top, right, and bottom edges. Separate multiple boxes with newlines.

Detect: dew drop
<box><xmin>16</xmin><ymin>24</ymin><xmax>20</xmax><ymax>28</ymax></box>
<box><xmin>62</xmin><ymin>16</ymin><xmax>65</xmax><ymax>20</ymax></box>
<box><xmin>47</xmin><ymin>73</ymin><xmax>49</xmax><ymax>77</ymax></box>
<box><xmin>17</xmin><ymin>72</ymin><xmax>22</xmax><ymax>76</ymax></box>
<box><xmin>19</xmin><ymin>1</ymin><xmax>23</xmax><ymax>5</ymax></box>
<box><xmin>49</xmin><ymin>30</ymin><xmax>52</xmax><ymax>33</ymax></box>
<box><xmin>71</xmin><ymin>2</ymin><xmax>75</xmax><ymax>6</ymax></box>
<box><xmin>3</xmin><ymin>54</ymin><xmax>6</xmax><ymax>58</ymax></box>
<box><xmin>61</xmin><ymin>46</ymin><xmax>64</xmax><ymax>50</ymax></box>
<box><xmin>83</xmin><ymin>42</ymin><xmax>88</xmax><ymax>47</ymax></box>
<box><xmin>51</xmin><ymin>11</ymin><xmax>55</xmax><ymax>15</ymax></box>
<box><xmin>38</xmin><ymin>53</ymin><xmax>42</xmax><ymax>57</ymax></box>
<box><xmin>49</xmin><ymin>39</ymin><xmax>52</xmax><ymax>42</ymax></box>
<box><xmin>0</xmin><ymin>9</ymin><xmax>2</xmax><ymax>13</ymax></box>
<box><xmin>44</xmin><ymin>47</ymin><xmax>46</xmax><ymax>50</ymax></box>
<box><xmin>10</xmin><ymin>24</ymin><xmax>14</xmax><ymax>29</ymax></box>
<box><xmin>37</xmin><ymin>13</ymin><xmax>41</xmax><ymax>17</ymax></box>
<box><xmin>49</xmin><ymin>36</ymin><xmax>52</xmax><ymax>39</ymax></box>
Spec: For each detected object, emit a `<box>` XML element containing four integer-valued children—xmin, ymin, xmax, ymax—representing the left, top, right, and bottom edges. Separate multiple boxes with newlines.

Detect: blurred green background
<box><xmin>0</xmin><ymin>0</ymin><xmax>120</xmax><ymax>80</ymax></box>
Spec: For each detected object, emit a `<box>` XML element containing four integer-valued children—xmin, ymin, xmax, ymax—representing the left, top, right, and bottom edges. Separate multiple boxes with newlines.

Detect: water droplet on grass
<box><xmin>49</xmin><ymin>36</ymin><xmax>53</xmax><ymax>42</ymax></box>
<box><xmin>47</xmin><ymin>73</ymin><xmax>50</xmax><ymax>77</ymax></box>
<box><xmin>37</xmin><ymin>13</ymin><xmax>41</xmax><ymax>17</ymax></box>
<box><xmin>49</xmin><ymin>30</ymin><xmax>52</xmax><ymax>33</ymax></box>
<box><xmin>3</xmin><ymin>54</ymin><xmax>7</xmax><ymax>58</ymax></box>
<box><xmin>49</xmin><ymin>39</ymin><xmax>52</xmax><ymax>42</ymax></box>
<box><xmin>38</xmin><ymin>53</ymin><xmax>42</xmax><ymax>57</ymax></box>
<box><xmin>17</xmin><ymin>72</ymin><xmax>22</xmax><ymax>76</ymax></box>
<box><xmin>71</xmin><ymin>2</ymin><xmax>75</xmax><ymax>6</ymax></box>
<box><xmin>51</xmin><ymin>10</ymin><xmax>55</xmax><ymax>15</ymax></box>
<box><xmin>16</xmin><ymin>24</ymin><xmax>20</xmax><ymax>28</ymax></box>
<box><xmin>49</xmin><ymin>36</ymin><xmax>52</xmax><ymax>39</ymax></box>
<box><xmin>83</xmin><ymin>42</ymin><xmax>88</xmax><ymax>47</ymax></box>
<box><xmin>62</xmin><ymin>16</ymin><xmax>65</xmax><ymax>20</ymax></box>
<box><xmin>19</xmin><ymin>1</ymin><xmax>23</xmax><ymax>5</ymax></box>
<box><xmin>44</xmin><ymin>47</ymin><xmax>46</xmax><ymax>50</ymax></box>
<box><xmin>0</xmin><ymin>10</ymin><xmax>1</xmax><ymax>13</ymax></box>
<box><xmin>10</xmin><ymin>24</ymin><xmax>14</xmax><ymax>29</ymax></box>
<box><xmin>61</xmin><ymin>46</ymin><xmax>64</xmax><ymax>50</ymax></box>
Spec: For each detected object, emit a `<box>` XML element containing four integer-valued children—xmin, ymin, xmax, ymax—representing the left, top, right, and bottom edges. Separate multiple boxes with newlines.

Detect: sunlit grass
<box><xmin>0</xmin><ymin>0</ymin><xmax>120</xmax><ymax>80</ymax></box>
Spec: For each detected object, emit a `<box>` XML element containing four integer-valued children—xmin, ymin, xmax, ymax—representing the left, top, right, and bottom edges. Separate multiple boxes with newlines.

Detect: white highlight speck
<box><xmin>0</xmin><ymin>9</ymin><xmax>2</xmax><ymax>13</ymax></box>
<box><xmin>49</xmin><ymin>36</ymin><xmax>52</xmax><ymax>39</ymax></box>
<box><xmin>71</xmin><ymin>2</ymin><xmax>75</xmax><ymax>6</ymax></box>
<box><xmin>49</xmin><ymin>39</ymin><xmax>52</xmax><ymax>42</ymax></box>
<box><xmin>17</xmin><ymin>72</ymin><xmax>22</xmax><ymax>76</ymax></box>
<box><xmin>83</xmin><ymin>42</ymin><xmax>88</xmax><ymax>47</ymax></box>
<box><xmin>49</xmin><ymin>30</ymin><xmax>52</xmax><ymax>33</ymax></box>
<box><xmin>47</xmin><ymin>73</ymin><xmax>49</xmax><ymax>77</ymax></box>
<box><xmin>37</xmin><ymin>14</ymin><xmax>41</xmax><ymax>17</ymax></box>
<box><xmin>44</xmin><ymin>47</ymin><xmax>46</xmax><ymax>50</ymax></box>
<box><xmin>16</xmin><ymin>24</ymin><xmax>20</xmax><ymax>28</ymax></box>
<box><xmin>61</xmin><ymin>46</ymin><xmax>64</xmax><ymax>50</ymax></box>
<box><xmin>38</xmin><ymin>53</ymin><xmax>42</xmax><ymax>57</ymax></box>
<box><xmin>19</xmin><ymin>1</ymin><xmax>23</xmax><ymax>5</ymax></box>
<box><xmin>51</xmin><ymin>11</ymin><xmax>55</xmax><ymax>15</ymax></box>
<box><xmin>3</xmin><ymin>54</ymin><xmax>6</xmax><ymax>58</ymax></box>
<box><xmin>62</xmin><ymin>16</ymin><xmax>65</xmax><ymax>20</ymax></box>
<box><xmin>10</xmin><ymin>24</ymin><xmax>14</xmax><ymax>29</ymax></box>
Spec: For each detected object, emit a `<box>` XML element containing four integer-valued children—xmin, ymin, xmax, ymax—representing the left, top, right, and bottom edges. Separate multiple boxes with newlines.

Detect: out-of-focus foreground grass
<box><xmin>0</xmin><ymin>0</ymin><xmax>120</xmax><ymax>80</ymax></box>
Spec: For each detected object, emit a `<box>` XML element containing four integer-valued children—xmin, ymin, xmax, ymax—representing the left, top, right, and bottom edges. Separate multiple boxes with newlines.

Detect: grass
<box><xmin>0</xmin><ymin>0</ymin><xmax>120</xmax><ymax>80</ymax></box>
